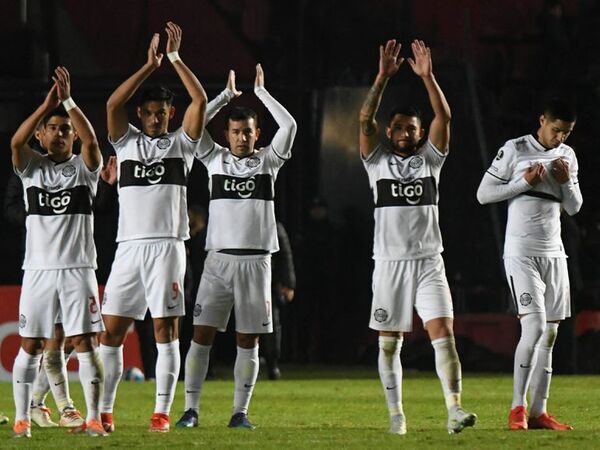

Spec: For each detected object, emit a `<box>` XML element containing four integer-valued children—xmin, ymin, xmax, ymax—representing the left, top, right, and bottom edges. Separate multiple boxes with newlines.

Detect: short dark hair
<box><xmin>542</xmin><ymin>98</ymin><xmax>577</xmax><ymax>122</ymax></box>
<box><xmin>42</xmin><ymin>107</ymin><xmax>70</xmax><ymax>126</ymax></box>
<box><xmin>225</xmin><ymin>106</ymin><xmax>258</xmax><ymax>129</ymax></box>
<box><xmin>388</xmin><ymin>106</ymin><xmax>422</xmax><ymax>125</ymax></box>
<box><xmin>137</xmin><ymin>85</ymin><xmax>175</xmax><ymax>106</ymax></box>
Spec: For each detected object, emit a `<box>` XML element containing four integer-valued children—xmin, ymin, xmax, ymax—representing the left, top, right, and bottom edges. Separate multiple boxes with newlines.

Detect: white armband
<box><xmin>167</xmin><ymin>51</ymin><xmax>181</xmax><ymax>63</ymax></box>
<box><xmin>62</xmin><ymin>97</ymin><xmax>77</xmax><ymax>112</ymax></box>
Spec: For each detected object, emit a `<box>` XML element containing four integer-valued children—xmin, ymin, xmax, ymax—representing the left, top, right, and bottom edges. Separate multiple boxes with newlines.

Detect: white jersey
<box><xmin>17</xmin><ymin>153</ymin><xmax>100</xmax><ymax>270</ymax></box>
<box><xmin>486</xmin><ymin>134</ymin><xmax>580</xmax><ymax>257</ymax></box>
<box><xmin>363</xmin><ymin>140</ymin><xmax>447</xmax><ymax>260</ymax></box>
<box><xmin>196</xmin><ymin>143</ymin><xmax>286</xmax><ymax>252</ymax></box>
<box><xmin>195</xmin><ymin>87</ymin><xmax>296</xmax><ymax>252</ymax></box>
<box><xmin>111</xmin><ymin>124</ymin><xmax>198</xmax><ymax>242</ymax></box>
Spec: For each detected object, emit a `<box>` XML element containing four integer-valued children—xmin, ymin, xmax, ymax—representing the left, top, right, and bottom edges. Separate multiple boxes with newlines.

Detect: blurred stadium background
<box><xmin>1</xmin><ymin>0</ymin><xmax>600</xmax><ymax>378</ymax></box>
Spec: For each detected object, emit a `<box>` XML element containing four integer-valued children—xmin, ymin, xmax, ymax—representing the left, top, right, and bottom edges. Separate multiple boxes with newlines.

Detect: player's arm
<box><xmin>207</xmin><ymin>70</ymin><xmax>241</xmax><ymax>122</ymax></box>
<box><xmin>407</xmin><ymin>40</ymin><xmax>451</xmax><ymax>153</ymax></box>
<box><xmin>477</xmin><ymin>163</ymin><xmax>543</xmax><ymax>204</ymax></box>
<box><xmin>359</xmin><ymin>40</ymin><xmax>403</xmax><ymax>159</ymax></box>
<box><xmin>553</xmin><ymin>157</ymin><xmax>582</xmax><ymax>215</ymax></box>
<box><xmin>164</xmin><ymin>22</ymin><xmax>207</xmax><ymax>140</ymax></box>
<box><xmin>106</xmin><ymin>33</ymin><xmax>163</xmax><ymax>142</ymax></box>
<box><xmin>254</xmin><ymin>63</ymin><xmax>297</xmax><ymax>157</ymax></box>
<box><xmin>195</xmin><ymin>71</ymin><xmax>241</xmax><ymax>160</ymax></box>
<box><xmin>53</xmin><ymin>67</ymin><xmax>101</xmax><ymax>171</ymax></box>
<box><xmin>11</xmin><ymin>84</ymin><xmax>61</xmax><ymax>172</ymax></box>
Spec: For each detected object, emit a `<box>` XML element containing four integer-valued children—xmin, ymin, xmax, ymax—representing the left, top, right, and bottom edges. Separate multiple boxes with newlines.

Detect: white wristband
<box><xmin>62</xmin><ymin>97</ymin><xmax>77</xmax><ymax>111</ymax></box>
<box><xmin>167</xmin><ymin>51</ymin><xmax>181</xmax><ymax>63</ymax></box>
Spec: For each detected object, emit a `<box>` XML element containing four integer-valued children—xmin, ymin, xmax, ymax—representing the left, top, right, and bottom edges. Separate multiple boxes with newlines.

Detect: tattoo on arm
<box><xmin>360</xmin><ymin>78</ymin><xmax>387</xmax><ymax>134</ymax></box>
<box><xmin>362</xmin><ymin>121</ymin><xmax>376</xmax><ymax>136</ymax></box>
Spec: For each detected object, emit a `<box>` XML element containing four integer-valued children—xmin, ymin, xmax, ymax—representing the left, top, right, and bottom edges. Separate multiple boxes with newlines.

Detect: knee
<box><xmin>426</xmin><ymin>318</ymin><xmax>454</xmax><ymax>341</ymax></box>
<box><xmin>70</xmin><ymin>334</ymin><xmax>95</xmax><ymax>352</ymax></box>
<box><xmin>237</xmin><ymin>333</ymin><xmax>259</xmax><ymax>349</ymax></box>
<box><xmin>520</xmin><ymin>313</ymin><xmax>546</xmax><ymax>345</ymax></box>
<box><xmin>193</xmin><ymin>325</ymin><xmax>216</xmax><ymax>346</ymax></box>
<box><xmin>379</xmin><ymin>336</ymin><xmax>402</xmax><ymax>355</ymax></box>
<box><xmin>542</xmin><ymin>322</ymin><xmax>559</xmax><ymax>347</ymax></box>
<box><xmin>22</xmin><ymin>338</ymin><xmax>44</xmax><ymax>355</ymax></box>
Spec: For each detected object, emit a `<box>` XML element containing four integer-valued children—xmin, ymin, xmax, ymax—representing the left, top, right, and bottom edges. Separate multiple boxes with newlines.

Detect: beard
<box><xmin>390</xmin><ymin>139</ymin><xmax>418</xmax><ymax>156</ymax></box>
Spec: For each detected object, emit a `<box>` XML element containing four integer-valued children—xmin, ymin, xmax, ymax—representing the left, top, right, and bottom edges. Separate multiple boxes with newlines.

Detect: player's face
<box><xmin>386</xmin><ymin>114</ymin><xmax>424</xmax><ymax>155</ymax></box>
<box><xmin>40</xmin><ymin>116</ymin><xmax>77</xmax><ymax>159</ymax></box>
<box><xmin>225</xmin><ymin>118</ymin><xmax>260</xmax><ymax>157</ymax></box>
<box><xmin>537</xmin><ymin>115</ymin><xmax>575</xmax><ymax>148</ymax></box>
<box><xmin>137</xmin><ymin>101</ymin><xmax>174</xmax><ymax>137</ymax></box>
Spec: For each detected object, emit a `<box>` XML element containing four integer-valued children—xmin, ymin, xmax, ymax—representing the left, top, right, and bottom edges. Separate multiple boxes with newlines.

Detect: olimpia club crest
<box><xmin>62</xmin><ymin>164</ymin><xmax>76</xmax><ymax>177</ymax></box>
<box><xmin>246</xmin><ymin>156</ymin><xmax>261</xmax><ymax>168</ymax></box>
<box><xmin>519</xmin><ymin>293</ymin><xmax>532</xmax><ymax>306</ymax></box>
<box><xmin>374</xmin><ymin>308</ymin><xmax>388</xmax><ymax>323</ymax></box>
<box><xmin>157</xmin><ymin>137</ymin><xmax>172</xmax><ymax>150</ymax></box>
<box><xmin>409</xmin><ymin>155</ymin><xmax>424</xmax><ymax>169</ymax></box>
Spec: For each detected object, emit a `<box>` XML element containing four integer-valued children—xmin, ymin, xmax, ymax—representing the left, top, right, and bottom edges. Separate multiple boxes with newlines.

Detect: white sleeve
<box><xmin>477</xmin><ymin>172</ymin><xmax>531</xmax><ymax>204</ymax></box>
<box><xmin>421</xmin><ymin>139</ymin><xmax>447</xmax><ymax>168</ymax></box>
<box><xmin>207</xmin><ymin>89</ymin><xmax>236</xmax><ymax>122</ymax></box>
<box><xmin>477</xmin><ymin>144</ymin><xmax>531</xmax><ymax>204</ymax></box>
<box><xmin>194</xmin><ymin>89</ymin><xmax>236</xmax><ymax>161</ymax></box>
<box><xmin>14</xmin><ymin>150</ymin><xmax>42</xmax><ymax>178</ymax></box>
<box><xmin>255</xmin><ymin>86</ymin><xmax>297</xmax><ymax>159</ymax></box>
<box><xmin>109</xmin><ymin>124</ymin><xmax>138</xmax><ymax>153</ymax></box>
<box><xmin>485</xmin><ymin>143</ymin><xmax>516</xmax><ymax>183</ymax></box>
<box><xmin>560</xmin><ymin>156</ymin><xmax>582</xmax><ymax>215</ymax></box>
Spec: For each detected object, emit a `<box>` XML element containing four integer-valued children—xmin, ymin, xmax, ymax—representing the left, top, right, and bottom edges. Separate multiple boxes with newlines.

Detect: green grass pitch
<box><xmin>1</xmin><ymin>366</ymin><xmax>599</xmax><ymax>449</ymax></box>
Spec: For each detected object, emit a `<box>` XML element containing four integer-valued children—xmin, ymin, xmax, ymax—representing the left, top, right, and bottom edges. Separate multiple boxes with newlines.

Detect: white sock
<box><xmin>512</xmin><ymin>313</ymin><xmax>545</xmax><ymax>409</ymax></box>
<box><xmin>431</xmin><ymin>336</ymin><xmax>462</xmax><ymax>410</ymax></box>
<box><xmin>31</xmin><ymin>357</ymin><xmax>50</xmax><ymax>407</ymax></box>
<box><xmin>378</xmin><ymin>336</ymin><xmax>404</xmax><ymax>416</ymax></box>
<box><xmin>233</xmin><ymin>346</ymin><xmax>259</xmax><ymax>415</ymax></box>
<box><xmin>13</xmin><ymin>349</ymin><xmax>42</xmax><ymax>422</ymax></box>
<box><xmin>43</xmin><ymin>349</ymin><xmax>73</xmax><ymax>412</ymax></box>
<box><xmin>99</xmin><ymin>344</ymin><xmax>123</xmax><ymax>413</ymax></box>
<box><xmin>77</xmin><ymin>350</ymin><xmax>103</xmax><ymax>422</ymax></box>
<box><xmin>154</xmin><ymin>340</ymin><xmax>180</xmax><ymax>415</ymax></box>
<box><xmin>529</xmin><ymin>323</ymin><xmax>558</xmax><ymax>418</ymax></box>
<box><xmin>184</xmin><ymin>341</ymin><xmax>211</xmax><ymax>412</ymax></box>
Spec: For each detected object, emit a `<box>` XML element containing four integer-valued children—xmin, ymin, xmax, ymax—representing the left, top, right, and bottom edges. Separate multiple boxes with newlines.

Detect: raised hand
<box><xmin>165</xmin><ymin>21</ymin><xmax>182</xmax><ymax>54</ymax></box>
<box><xmin>147</xmin><ymin>33</ymin><xmax>163</xmax><ymax>68</ymax></box>
<box><xmin>227</xmin><ymin>70</ymin><xmax>243</xmax><ymax>97</ymax></box>
<box><xmin>43</xmin><ymin>83</ymin><xmax>61</xmax><ymax>110</ymax></box>
<box><xmin>100</xmin><ymin>155</ymin><xmax>118</xmax><ymax>185</ymax></box>
<box><xmin>551</xmin><ymin>158</ymin><xmax>570</xmax><ymax>184</ymax></box>
<box><xmin>52</xmin><ymin>66</ymin><xmax>71</xmax><ymax>101</ymax></box>
<box><xmin>524</xmin><ymin>163</ymin><xmax>546</xmax><ymax>186</ymax></box>
<box><xmin>255</xmin><ymin>63</ymin><xmax>264</xmax><ymax>88</ymax></box>
<box><xmin>378</xmin><ymin>39</ymin><xmax>403</xmax><ymax>79</ymax></box>
<box><xmin>407</xmin><ymin>40</ymin><xmax>432</xmax><ymax>78</ymax></box>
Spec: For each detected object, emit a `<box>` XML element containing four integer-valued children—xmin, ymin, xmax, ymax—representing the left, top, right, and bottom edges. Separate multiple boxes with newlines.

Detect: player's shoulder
<box><xmin>256</xmin><ymin>145</ymin><xmax>286</xmax><ymax>164</ymax></box>
<box><xmin>503</xmin><ymin>134</ymin><xmax>532</xmax><ymax>152</ymax></box>
<box><xmin>558</xmin><ymin>142</ymin><xmax>576</xmax><ymax>157</ymax></box>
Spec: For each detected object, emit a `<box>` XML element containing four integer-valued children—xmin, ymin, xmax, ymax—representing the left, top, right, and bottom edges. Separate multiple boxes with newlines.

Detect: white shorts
<box><xmin>369</xmin><ymin>255</ymin><xmax>454</xmax><ymax>332</ymax></box>
<box><xmin>19</xmin><ymin>269</ymin><xmax>104</xmax><ymax>338</ymax></box>
<box><xmin>103</xmin><ymin>239</ymin><xmax>185</xmax><ymax>320</ymax></box>
<box><xmin>504</xmin><ymin>256</ymin><xmax>570</xmax><ymax>321</ymax></box>
<box><xmin>193</xmin><ymin>251</ymin><xmax>272</xmax><ymax>334</ymax></box>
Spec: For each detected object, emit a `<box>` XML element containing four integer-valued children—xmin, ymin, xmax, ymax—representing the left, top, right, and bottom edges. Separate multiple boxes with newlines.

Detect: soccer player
<box><xmin>99</xmin><ymin>22</ymin><xmax>207</xmax><ymax>433</ymax></box>
<box><xmin>4</xmin><ymin>128</ymin><xmax>86</xmax><ymax>430</ymax></box>
<box><xmin>11</xmin><ymin>66</ymin><xmax>106</xmax><ymax>438</ymax></box>
<box><xmin>176</xmin><ymin>65</ymin><xmax>297</xmax><ymax>429</ymax></box>
<box><xmin>359</xmin><ymin>39</ymin><xmax>477</xmax><ymax>435</ymax></box>
<box><xmin>477</xmin><ymin>98</ymin><xmax>582</xmax><ymax>431</ymax></box>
